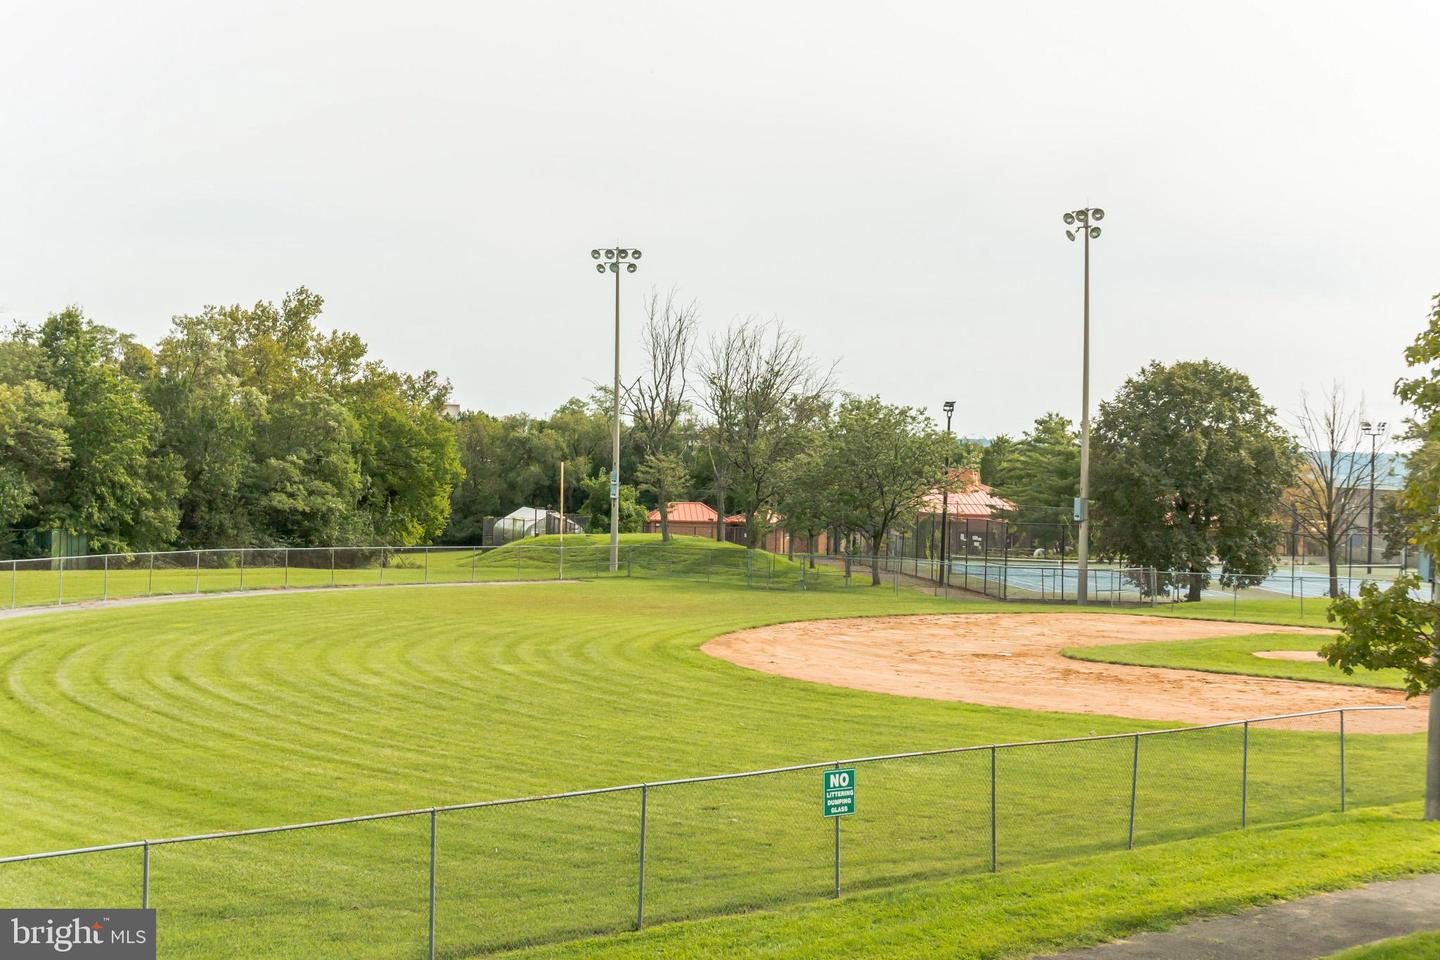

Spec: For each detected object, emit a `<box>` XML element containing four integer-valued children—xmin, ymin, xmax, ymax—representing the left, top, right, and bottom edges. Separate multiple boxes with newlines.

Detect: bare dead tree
<box><xmin>699</xmin><ymin>318</ymin><xmax>834</xmax><ymax>548</ymax></box>
<box><xmin>1291</xmin><ymin>383</ymin><xmax>1384</xmax><ymax>597</ymax></box>
<box><xmin>624</xmin><ymin>288</ymin><xmax>698</xmax><ymax>542</ymax></box>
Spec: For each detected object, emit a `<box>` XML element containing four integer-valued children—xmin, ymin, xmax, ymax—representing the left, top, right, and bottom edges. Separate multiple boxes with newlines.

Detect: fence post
<box><xmin>9</xmin><ymin>560</ymin><xmax>15</xmax><ymax>610</ymax></box>
<box><xmin>833</xmin><ymin>762</ymin><xmax>842</xmax><ymax>897</ymax></box>
<box><xmin>471</xmin><ymin>548</ymin><xmax>477</xmax><ymax>583</ymax></box>
<box><xmin>283</xmin><ymin>548</ymin><xmax>289</xmax><ymax>589</ymax></box>
<box><xmin>428</xmin><ymin>809</ymin><xmax>437</xmax><ymax>960</ymax></box>
<box><xmin>425</xmin><ymin>546</ymin><xmax>430</xmax><ymax>585</ymax></box>
<box><xmin>57</xmin><ymin>557</ymin><xmax>63</xmax><ymax>606</ymax></box>
<box><xmin>103</xmin><ymin>554</ymin><xmax>108</xmax><ymax>602</ymax></box>
<box><xmin>1339</xmin><ymin>710</ymin><xmax>1346</xmax><ymax>812</ymax></box>
<box><xmin>628</xmin><ymin>546</ymin><xmax>634</xmax><ymax>577</ymax></box>
<box><xmin>1128</xmin><ymin>734</ymin><xmax>1140</xmax><ymax>849</ymax></box>
<box><xmin>141</xmin><ymin>841</ymin><xmax>149</xmax><ymax>908</ymax></box>
<box><xmin>1233</xmin><ymin>585</ymin><xmax>1238</xmax><ymax>619</ymax></box>
<box><xmin>148</xmin><ymin>553</ymin><xmax>154</xmax><ymax>598</ymax></box>
<box><xmin>1241</xmin><ymin>721</ymin><xmax>1249</xmax><ymax>827</ymax></box>
<box><xmin>331</xmin><ymin>548</ymin><xmax>336</xmax><ymax>588</ymax></box>
<box><xmin>636</xmin><ymin>785</ymin><xmax>648</xmax><ymax>929</ymax></box>
<box><xmin>239</xmin><ymin>549</ymin><xmax>245</xmax><ymax>592</ymax></box>
<box><xmin>379</xmin><ymin>547</ymin><xmax>386</xmax><ymax>586</ymax></box>
<box><xmin>989</xmin><ymin>746</ymin><xmax>998</xmax><ymax>872</ymax></box>
<box><xmin>194</xmin><ymin>551</ymin><xmax>200</xmax><ymax>595</ymax></box>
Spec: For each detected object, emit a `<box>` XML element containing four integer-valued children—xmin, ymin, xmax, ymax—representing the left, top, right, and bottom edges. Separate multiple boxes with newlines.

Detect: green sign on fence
<box><xmin>823</xmin><ymin>768</ymin><xmax>856</xmax><ymax>817</ymax></box>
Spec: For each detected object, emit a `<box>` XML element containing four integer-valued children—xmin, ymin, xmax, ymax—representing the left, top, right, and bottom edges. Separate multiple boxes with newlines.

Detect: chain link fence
<box><xmin>0</xmin><ymin>707</ymin><xmax>1415</xmax><ymax>959</ymax></box>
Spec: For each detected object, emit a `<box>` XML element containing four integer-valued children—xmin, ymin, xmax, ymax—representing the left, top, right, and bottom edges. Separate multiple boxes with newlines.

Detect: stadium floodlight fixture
<box><xmin>942</xmin><ymin>400</ymin><xmax>955</xmax><ymax>416</ymax></box>
<box><xmin>1061</xmin><ymin>205</ymin><xmax>1106</xmax><ymax>605</ymax></box>
<box><xmin>588</xmin><ymin>244</ymin><xmax>644</xmax><ymax>574</ymax></box>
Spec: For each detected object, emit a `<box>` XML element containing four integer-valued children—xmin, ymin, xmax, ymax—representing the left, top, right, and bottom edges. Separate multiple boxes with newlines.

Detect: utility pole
<box><xmin>591</xmin><ymin>246</ymin><xmax>641</xmax><ymax>572</ymax></box>
<box><xmin>1063</xmin><ymin>206</ymin><xmax>1104</xmax><ymax>605</ymax></box>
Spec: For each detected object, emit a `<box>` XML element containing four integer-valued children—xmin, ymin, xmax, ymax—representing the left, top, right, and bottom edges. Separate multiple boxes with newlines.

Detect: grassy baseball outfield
<box><xmin>0</xmin><ymin>535</ymin><xmax>1425</xmax><ymax>958</ymax></box>
<box><xmin>1063</xmin><ymin>634</ymin><xmax>1408</xmax><ymax>689</ymax></box>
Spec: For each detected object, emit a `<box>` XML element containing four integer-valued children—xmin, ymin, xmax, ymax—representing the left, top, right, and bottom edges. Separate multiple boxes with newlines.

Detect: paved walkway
<box><xmin>1037</xmin><ymin>874</ymin><xmax>1440</xmax><ymax>960</ymax></box>
<box><xmin>0</xmin><ymin>578</ymin><xmax>569</xmax><ymax>621</ymax></box>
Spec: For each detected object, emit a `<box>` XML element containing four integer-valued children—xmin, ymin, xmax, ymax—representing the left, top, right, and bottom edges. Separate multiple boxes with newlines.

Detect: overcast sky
<box><xmin>2</xmin><ymin>0</ymin><xmax>1436</xmax><ymax>441</ymax></box>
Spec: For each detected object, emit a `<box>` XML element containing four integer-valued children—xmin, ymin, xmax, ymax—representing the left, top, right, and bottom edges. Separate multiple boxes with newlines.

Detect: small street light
<box><xmin>940</xmin><ymin>400</ymin><xmax>956</xmax><ymax>588</ymax></box>
<box><xmin>1361</xmin><ymin>420</ymin><xmax>1387</xmax><ymax>575</ymax></box>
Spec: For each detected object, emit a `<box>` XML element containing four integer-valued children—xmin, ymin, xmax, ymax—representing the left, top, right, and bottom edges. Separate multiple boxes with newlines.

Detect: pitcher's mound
<box><xmin>703</xmin><ymin>613</ymin><xmax>1423</xmax><ymax>733</ymax></box>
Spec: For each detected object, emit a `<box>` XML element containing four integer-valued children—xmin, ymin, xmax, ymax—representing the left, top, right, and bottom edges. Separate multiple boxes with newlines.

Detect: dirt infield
<box><xmin>704</xmin><ymin>613</ymin><xmax>1425</xmax><ymax>733</ymax></box>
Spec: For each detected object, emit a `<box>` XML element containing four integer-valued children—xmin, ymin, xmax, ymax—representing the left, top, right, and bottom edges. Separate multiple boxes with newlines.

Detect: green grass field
<box><xmin>1321</xmin><ymin>930</ymin><xmax>1440</xmax><ymax>959</ymax></box>
<box><xmin>1063</xmin><ymin>635</ymin><xmax>1410</xmax><ymax>689</ymax></box>
<box><xmin>0</xmin><ymin>538</ymin><xmax>1426</xmax><ymax>958</ymax></box>
<box><xmin>0</xmin><ymin>535</ymin><xmax>886</xmax><ymax>610</ymax></box>
<box><xmin>512</xmin><ymin>804</ymin><xmax>1440</xmax><ymax>960</ymax></box>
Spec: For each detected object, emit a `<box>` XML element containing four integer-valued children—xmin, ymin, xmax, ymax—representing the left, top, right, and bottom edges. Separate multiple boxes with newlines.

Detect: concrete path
<box><xmin>1036</xmin><ymin>874</ymin><xmax>1440</xmax><ymax>960</ymax></box>
<box><xmin>0</xmin><ymin>578</ymin><xmax>571</xmax><ymax>621</ymax></box>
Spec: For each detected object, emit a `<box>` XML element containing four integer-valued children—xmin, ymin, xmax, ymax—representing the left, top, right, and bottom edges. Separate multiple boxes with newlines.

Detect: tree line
<box><xmin>2</xmin><ymin>283</ymin><xmax>1418</xmax><ymax>598</ymax></box>
<box><xmin>0</xmin><ymin>288</ymin><xmax>461</xmax><ymax>557</ymax></box>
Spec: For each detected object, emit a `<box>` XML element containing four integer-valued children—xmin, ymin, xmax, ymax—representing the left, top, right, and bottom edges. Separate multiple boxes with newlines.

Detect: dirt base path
<box><xmin>703</xmin><ymin>613</ymin><xmax>1425</xmax><ymax>732</ymax></box>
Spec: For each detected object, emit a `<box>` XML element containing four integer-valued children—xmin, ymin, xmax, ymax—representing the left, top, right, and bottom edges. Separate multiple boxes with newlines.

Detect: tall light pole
<box><xmin>1063</xmin><ymin>206</ymin><xmax>1104</xmax><ymax>605</ymax></box>
<box><xmin>1361</xmin><ymin>420</ymin><xmax>1387</xmax><ymax>575</ymax></box>
<box><xmin>591</xmin><ymin>246</ymin><xmax>641</xmax><ymax>572</ymax></box>
<box><xmin>939</xmin><ymin>400</ymin><xmax>956</xmax><ymax>587</ymax></box>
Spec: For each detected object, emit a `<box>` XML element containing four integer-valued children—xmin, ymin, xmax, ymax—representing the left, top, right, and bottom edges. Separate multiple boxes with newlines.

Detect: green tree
<box><xmin>823</xmin><ymin>396</ymin><xmax>949</xmax><ymax>585</ymax></box>
<box><xmin>352</xmin><ymin>388</ymin><xmax>463</xmax><ymax>544</ymax></box>
<box><xmin>579</xmin><ymin>473</ymin><xmax>645</xmax><ymax>534</ymax></box>
<box><xmin>153</xmin><ymin>289</ymin><xmax>463</xmax><ymax>548</ymax></box>
<box><xmin>0</xmin><ymin>381</ymin><xmax>71</xmax><ymax>547</ymax></box>
<box><xmin>979</xmin><ymin>434</ymin><xmax>1015</xmax><ymax>487</ymax></box>
<box><xmin>998</xmin><ymin>413</ymin><xmax>1079</xmax><ymax>519</ymax></box>
<box><xmin>1375</xmin><ymin>492</ymin><xmax>1422</xmax><ymax>563</ymax></box>
<box><xmin>1392</xmin><ymin>294</ymin><xmax>1440</xmax><ymax>568</ymax></box>
<box><xmin>1322</xmin><ymin>575</ymin><xmax>1440</xmax><ymax>819</ymax></box>
<box><xmin>1091</xmin><ymin>360</ymin><xmax>1298</xmax><ymax>600</ymax></box>
<box><xmin>633</xmin><ymin>452</ymin><xmax>691</xmax><ymax>531</ymax></box>
<box><xmin>149</xmin><ymin>313</ymin><xmax>262</xmax><ymax>546</ymax></box>
<box><xmin>28</xmin><ymin>308</ymin><xmax>183</xmax><ymax>552</ymax></box>
<box><xmin>774</xmin><ymin>427</ymin><xmax>833</xmax><ymax>568</ymax></box>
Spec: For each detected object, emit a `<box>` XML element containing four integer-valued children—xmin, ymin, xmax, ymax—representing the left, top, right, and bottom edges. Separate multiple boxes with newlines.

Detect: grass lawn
<box><xmin>1063</xmin><ymin>635</ymin><xmax>1409</xmax><ymax>689</ymax></box>
<box><xmin>0</xmin><ymin>534</ymin><xmax>882</xmax><ymax>609</ymax></box>
<box><xmin>511</xmin><ymin>804</ymin><xmax>1440</xmax><ymax>960</ymax></box>
<box><xmin>0</xmin><ymin>539</ymin><xmax>1425</xmax><ymax>957</ymax></box>
<box><xmin>1321</xmin><ymin>929</ymin><xmax>1440</xmax><ymax>959</ymax></box>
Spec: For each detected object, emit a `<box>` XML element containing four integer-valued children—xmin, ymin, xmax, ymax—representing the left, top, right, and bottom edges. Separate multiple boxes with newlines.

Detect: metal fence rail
<box><xmin>0</xmin><ymin>707</ymin><xmax>1413</xmax><ymax>958</ymax></box>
